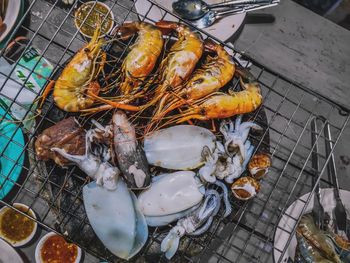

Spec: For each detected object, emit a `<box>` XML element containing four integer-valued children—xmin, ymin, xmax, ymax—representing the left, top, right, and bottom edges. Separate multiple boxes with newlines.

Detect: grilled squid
<box><xmin>51</xmin><ymin>129</ymin><xmax>119</xmax><ymax>190</ymax></box>
<box><xmin>112</xmin><ymin>111</ymin><xmax>151</xmax><ymax>189</ymax></box>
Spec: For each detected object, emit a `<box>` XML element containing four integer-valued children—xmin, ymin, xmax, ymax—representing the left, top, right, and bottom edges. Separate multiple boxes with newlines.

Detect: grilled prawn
<box><xmin>167</xmin><ymin>67</ymin><xmax>262</xmax><ymax>124</ymax></box>
<box><xmin>41</xmin><ymin>27</ymin><xmax>106</xmax><ymax>112</ymax></box>
<box><xmin>175</xmin><ymin>39</ymin><xmax>235</xmax><ymax>102</ymax></box>
<box><xmin>145</xmin><ymin>21</ymin><xmax>203</xmax><ymax>110</ymax></box>
<box><xmin>118</xmin><ymin>22</ymin><xmax>164</xmax><ymax>95</ymax></box>
<box><xmin>297</xmin><ymin>214</ymin><xmax>342</xmax><ymax>263</ymax></box>
<box><xmin>80</xmin><ymin>21</ymin><xmax>203</xmax><ymax>115</ymax></box>
<box><xmin>41</xmin><ymin>26</ymin><xmax>143</xmax><ymax>114</ymax></box>
<box><xmin>148</xmin><ymin>39</ymin><xmax>235</xmax><ymax>130</ymax></box>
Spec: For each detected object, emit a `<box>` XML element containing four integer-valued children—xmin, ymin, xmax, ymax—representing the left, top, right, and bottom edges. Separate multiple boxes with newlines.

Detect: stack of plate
<box><xmin>0</xmin><ymin>107</ymin><xmax>25</xmax><ymax>200</ymax></box>
<box><xmin>0</xmin><ymin>238</ymin><xmax>24</xmax><ymax>263</ymax></box>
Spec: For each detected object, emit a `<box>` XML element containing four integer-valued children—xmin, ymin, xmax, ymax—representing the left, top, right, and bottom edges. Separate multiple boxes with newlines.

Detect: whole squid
<box><xmin>112</xmin><ymin>111</ymin><xmax>151</xmax><ymax>189</ymax></box>
<box><xmin>161</xmin><ymin>181</ymin><xmax>232</xmax><ymax>260</ymax></box>
<box><xmin>161</xmin><ymin>189</ymin><xmax>221</xmax><ymax>259</ymax></box>
<box><xmin>52</xmin><ymin>129</ymin><xmax>119</xmax><ymax>190</ymax></box>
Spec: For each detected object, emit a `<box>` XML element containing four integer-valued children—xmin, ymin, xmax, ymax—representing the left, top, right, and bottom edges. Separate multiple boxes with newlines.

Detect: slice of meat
<box><xmin>35</xmin><ymin>117</ymin><xmax>86</xmax><ymax>166</ymax></box>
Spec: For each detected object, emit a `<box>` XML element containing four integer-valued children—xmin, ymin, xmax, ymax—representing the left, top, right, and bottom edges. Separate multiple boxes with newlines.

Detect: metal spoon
<box><xmin>172</xmin><ymin>0</ymin><xmax>272</xmax><ymax>20</ymax></box>
<box><xmin>190</xmin><ymin>1</ymin><xmax>279</xmax><ymax>29</ymax></box>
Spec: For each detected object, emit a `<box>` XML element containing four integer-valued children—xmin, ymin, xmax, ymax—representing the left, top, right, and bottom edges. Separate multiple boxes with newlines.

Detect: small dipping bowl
<box><xmin>0</xmin><ymin>203</ymin><xmax>37</xmax><ymax>247</ymax></box>
<box><xmin>74</xmin><ymin>1</ymin><xmax>114</xmax><ymax>38</ymax></box>
<box><xmin>35</xmin><ymin>232</ymin><xmax>81</xmax><ymax>263</ymax></box>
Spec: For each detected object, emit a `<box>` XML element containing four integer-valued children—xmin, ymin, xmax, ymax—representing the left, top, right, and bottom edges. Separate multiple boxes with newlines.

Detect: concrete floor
<box><xmin>292</xmin><ymin>0</ymin><xmax>350</xmax><ymax>30</ymax></box>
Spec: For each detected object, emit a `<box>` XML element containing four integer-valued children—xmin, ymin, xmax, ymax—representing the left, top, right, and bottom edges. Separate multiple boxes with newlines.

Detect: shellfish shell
<box><xmin>231</xmin><ymin>176</ymin><xmax>260</xmax><ymax>201</ymax></box>
<box><xmin>248</xmin><ymin>153</ymin><xmax>271</xmax><ymax>180</ymax></box>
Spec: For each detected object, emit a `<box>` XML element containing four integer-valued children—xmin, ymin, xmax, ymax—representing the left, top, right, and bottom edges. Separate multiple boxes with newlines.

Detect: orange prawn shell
<box><xmin>183</xmin><ymin>43</ymin><xmax>235</xmax><ymax>100</ymax></box>
<box><xmin>141</xmin><ymin>21</ymin><xmax>204</xmax><ymax>118</ymax></box>
<box><xmin>248</xmin><ymin>153</ymin><xmax>271</xmax><ymax>179</ymax></box>
<box><xmin>120</xmin><ymin>22</ymin><xmax>164</xmax><ymax>94</ymax></box>
<box><xmin>53</xmin><ymin>27</ymin><xmax>105</xmax><ymax>112</ymax></box>
<box><xmin>146</xmin><ymin>40</ymin><xmax>236</xmax><ymax>131</ymax></box>
<box><xmin>156</xmin><ymin>21</ymin><xmax>204</xmax><ymax>88</ymax></box>
<box><xmin>333</xmin><ymin>234</ymin><xmax>350</xmax><ymax>251</ymax></box>
<box><xmin>200</xmin><ymin>87</ymin><xmax>262</xmax><ymax>119</ymax></box>
<box><xmin>172</xmin><ymin>69</ymin><xmax>263</xmax><ymax>124</ymax></box>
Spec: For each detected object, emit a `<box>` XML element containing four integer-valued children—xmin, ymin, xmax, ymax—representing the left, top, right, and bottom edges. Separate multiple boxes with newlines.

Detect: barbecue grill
<box><xmin>0</xmin><ymin>0</ymin><xmax>349</xmax><ymax>262</ymax></box>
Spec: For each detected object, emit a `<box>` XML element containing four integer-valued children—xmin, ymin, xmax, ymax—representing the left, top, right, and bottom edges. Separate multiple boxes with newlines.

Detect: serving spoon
<box><xmin>191</xmin><ymin>1</ymin><xmax>279</xmax><ymax>29</ymax></box>
<box><xmin>172</xmin><ymin>0</ymin><xmax>272</xmax><ymax>20</ymax></box>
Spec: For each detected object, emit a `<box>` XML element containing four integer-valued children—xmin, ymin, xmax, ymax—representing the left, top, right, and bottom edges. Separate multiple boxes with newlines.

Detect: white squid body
<box><xmin>138</xmin><ymin>171</ymin><xmax>205</xmax><ymax>217</ymax></box>
<box><xmin>144</xmin><ymin>125</ymin><xmax>216</xmax><ymax>170</ymax></box>
<box><xmin>83</xmin><ymin>180</ymin><xmax>148</xmax><ymax>260</ymax></box>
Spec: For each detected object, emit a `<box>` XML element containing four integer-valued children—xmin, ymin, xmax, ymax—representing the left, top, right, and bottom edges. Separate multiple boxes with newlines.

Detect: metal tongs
<box><xmin>311</xmin><ymin>116</ymin><xmax>348</xmax><ymax>237</ymax></box>
<box><xmin>310</xmin><ymin>117</ymin><xmax>325</xmax><ymax>229</ymax></box>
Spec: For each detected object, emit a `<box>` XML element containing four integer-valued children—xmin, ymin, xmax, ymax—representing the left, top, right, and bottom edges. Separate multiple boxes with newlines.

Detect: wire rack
<box><xmin>0</xmin><ymin>0</ymin><xmax>349</xmax><ymax>262</ymax></box>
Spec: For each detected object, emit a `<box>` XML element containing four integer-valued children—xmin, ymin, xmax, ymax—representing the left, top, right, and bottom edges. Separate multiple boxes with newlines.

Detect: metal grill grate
<box><xmin>0</xmin><ymin>0</ymin><xmax>349</xmax><ymax>262</ymax></box>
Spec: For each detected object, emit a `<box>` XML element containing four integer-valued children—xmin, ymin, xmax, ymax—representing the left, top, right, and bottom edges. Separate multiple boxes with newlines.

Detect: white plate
<box><xmin>0</xmin><ymin>203</ymin><xmax>38</xmax><ymax>247</ymax></box>
<box><xmin>134</xmin><ymin>0</ymin><xmax>245</xmax><ymax>41</ymax></box>
<box><xmin>35</xmin><ymin>232</ymin><xmax>82</xmax><ymax>263</ymax></box>
<box><xmin>273</xmin><ymin>188</ymin><xmax>350</xmax><ymax>263</ymax></box>
<box><xmin>0</xmin><ymin>238</ymin><xmax>24</xmax><ymax>263</ymax></box>
<box><xmin>0</xmin><ymin>0</ymin><xmax>22</xmax><ymax>43</ymax></box>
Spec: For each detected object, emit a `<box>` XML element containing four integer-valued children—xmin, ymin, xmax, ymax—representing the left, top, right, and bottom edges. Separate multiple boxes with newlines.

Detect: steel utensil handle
<box><xmin>310</xmin><ymin>117</ymin><xmax>324</xmax><ymax>229</ymax></box>
<box><xmin>215</xmin><ymin>2</ymin><xmax>279</xmax><ymax>17</ymax></box>
<box><xmin>215</xmin><ymin>3</ymin><xmax>278</xmax><ymax>18</ymax></box>
<box><xmin>210</xmin><ymin>0</ymin><xmax>272</xmax><ymax>9</ymax></box>
<box><xmin>311</xmin><ymin>118</ymin><xmax>320</xmax><ymax>195</ymax></box>
<box><xmin>321</xmin><ymin>116</ymin><xmax>348</xmax><ymax>236</ymax></box>
<box><xmin>323</xmin><ymin>120</ymin><xmax>341</xmax><ymax>199</ymax></box>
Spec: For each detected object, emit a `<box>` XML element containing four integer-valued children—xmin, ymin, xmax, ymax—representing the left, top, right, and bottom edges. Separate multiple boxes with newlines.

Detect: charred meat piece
<box><xmin>35</xmin><ymin>117</ymin><xmax>86</xmax><ymax>166</ymax></box>
<box><xmin>112</xmin><ymin>111</ymin><xmax>151</xmax><ymax>189</ymax></box>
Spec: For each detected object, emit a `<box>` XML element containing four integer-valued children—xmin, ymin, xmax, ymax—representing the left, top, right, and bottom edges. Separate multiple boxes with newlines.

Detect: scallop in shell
<box><xmin>231</xmin><ymin>176</ymin><xmax>260</xmax><ymax>201</ymax></box>
<box><xmin>248</xmin><ymin>153</ymin><xmax>271</xmax><ymax>179</ymax></box>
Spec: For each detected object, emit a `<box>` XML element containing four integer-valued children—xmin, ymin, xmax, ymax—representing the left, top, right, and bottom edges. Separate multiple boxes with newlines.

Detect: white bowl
<box><xmin>0</xmin><ymin>203</ymin><xmax>38</xmax><ymax>247</ymax></box>
<box><xmin>0</xmin><ymin>0</ymin><xmax>22</xmax><ymax>43</ymax></box>
<box><xmin>74</xmin><ymin>1</ymin><xmax>114</xmax><ymax>39</ymax></box>
<box><xmin>35</xmin><ymin>232</ymin><xmax>82</xmax><ymax>263</ymax></box>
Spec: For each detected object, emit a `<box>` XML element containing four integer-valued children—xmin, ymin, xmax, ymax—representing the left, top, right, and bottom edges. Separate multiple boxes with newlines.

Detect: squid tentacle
<box><xmin>189</xmin><ymin>217</ymin><xmax>214</xmax><ymax>236</ymax></box>
<box><xmin>161</xmin><ymin>190</ymin><xmax>221</xmax><ymax>259</ymax></box>
<box><xmin>213</xmin><ymin>181</ymin><xmax>232</xmax><ymax>218</ymax></box>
